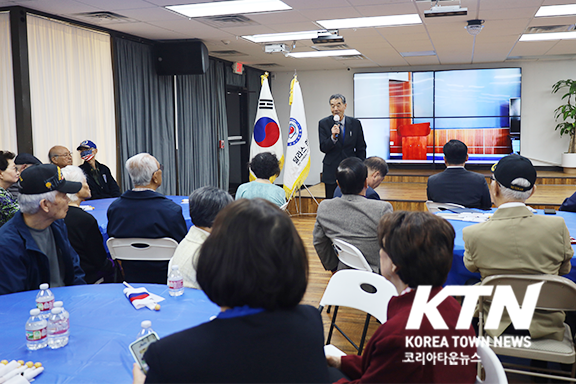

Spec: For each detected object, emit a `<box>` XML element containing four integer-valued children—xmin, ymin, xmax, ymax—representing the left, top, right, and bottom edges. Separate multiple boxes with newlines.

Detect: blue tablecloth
<box><xmin>445</xmin><ymin>209</ymin><xmax>576</xmax><ymax>286</ymax></box>
<box><xmin>80</xmin><ymin>195</ymin><xmax>193</xmax><ymax>247</ymax></box>
<box><xmin>0</xmin><ymin>284</ymin><xmax>219</xmax><ymax>383</ymax></box>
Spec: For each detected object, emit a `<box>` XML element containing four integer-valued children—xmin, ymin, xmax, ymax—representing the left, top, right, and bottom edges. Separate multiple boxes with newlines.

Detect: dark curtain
<box><xmin>112</xmin><ymin>37</ymin><xmax>177</xmax><ymax>195</ymax></box>
<box><xmin>176</xmin><ymin>59</ymin><xmax>229</xmax><ymax>195</ymax></box>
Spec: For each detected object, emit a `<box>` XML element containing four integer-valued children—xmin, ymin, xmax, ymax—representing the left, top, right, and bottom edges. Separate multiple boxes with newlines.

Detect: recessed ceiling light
<box><xmin>166</xmin><ymin>0</ymin><xmax>291</xmax><ymax>18</ymax></box>
<box><xmin>519</xmin><ymin>31</ymin><xmax>576</xmax><ymax>41</ymax></box>
<box><xmin>287</xmin><ymin>49</ymin><xmax>361</xmax><ymax>58</ymax></box>
<box><xmin>317</xmin><ymin>14</ymin><xmax>421</xmax><ymax>29</ymax></box>
<box><xmin>243</xmin><ymin>30</ymin><xmax>328</xmax><ymax>43</ymax></box>
<box><xmin>535</xmin><ymin>4</ymin><xmax>576</xmax><ymax>17</ymax></box>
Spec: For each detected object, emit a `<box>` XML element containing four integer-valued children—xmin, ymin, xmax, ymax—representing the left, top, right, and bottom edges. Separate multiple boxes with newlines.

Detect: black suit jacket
<box><xmin>79</xmin><ymin>161</ymin><xmax>121</xmax><ymax>200</ymax></box>
<box><xmin>318</xmin><ymin>115</ymin><xmax>366</xmax><ymax>184</ymax></box>
<box><xmin>426</xmin><ymin>167</ymin><xmax>492</xmax><ymax>210</ymax></box>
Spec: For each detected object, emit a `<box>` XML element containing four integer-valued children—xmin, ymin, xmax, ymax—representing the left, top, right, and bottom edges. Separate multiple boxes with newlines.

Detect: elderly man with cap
<box><xmin>8</xmin><ymin>153</ymin><xmax>42</xmax><ymax>199</ymax></box>
<box><xmin>463</xmin><ymin>154</ymin><xmax>573</xmax><ymax>341</ymax></box>
<box><xmin>77</xmin><ymin>140</ymin><xmax>121</xmax><ymax>200</ymax></box>
<box><xmin>0</xmin><ymin>164</ymin><xmax>86</xmax><ymax>295</ymax></box>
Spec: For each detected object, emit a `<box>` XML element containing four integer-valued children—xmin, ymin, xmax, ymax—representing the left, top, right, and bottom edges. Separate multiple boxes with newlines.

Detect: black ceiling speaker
<box><xmin>154</xmin><ymin>41</ymin><xmax>209</xmax><ymax>75</ymax></box>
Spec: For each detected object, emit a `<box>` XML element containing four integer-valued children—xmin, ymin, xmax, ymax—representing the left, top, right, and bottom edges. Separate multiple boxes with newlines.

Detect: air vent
<box><xmin>506</xmin><ymin>54</ymin><xmax>576</xmax><ymax>61</ymax></box>
<box><xmin>525</xmin><ymin>24</ymin><xmax>575</xmax><ymax>34</ymax></box>
<box><xmin>197</xmin><ymin>14</ymin><xmax>259</xmax><ymax>28</ymax></box>
<box><xmin>211</xmin><ymin>50</ymin><xmax>248</xmax><ymax>56</ymax></box>
<box><xmin>311</xmin><ymin>44</ymin><xmax>350</xmax><ymax>51</ymax></box>
<box><xmin>72</xmin><ymin>11</ymin><xmax>136</xmax><ymax>23</ymax></box>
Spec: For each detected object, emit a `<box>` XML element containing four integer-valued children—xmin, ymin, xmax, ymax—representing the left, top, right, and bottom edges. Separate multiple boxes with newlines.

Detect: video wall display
<box><xmin>354</xmin><ymin>68</ymin><xmax>522</xmax><ymax>164</ymax></box>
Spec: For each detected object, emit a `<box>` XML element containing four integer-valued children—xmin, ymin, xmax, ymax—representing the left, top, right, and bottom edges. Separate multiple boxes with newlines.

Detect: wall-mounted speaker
<box><xmin>154</xmin><ymin>41</ymin><xmax>209</xmax><ymax>75</ymax></box>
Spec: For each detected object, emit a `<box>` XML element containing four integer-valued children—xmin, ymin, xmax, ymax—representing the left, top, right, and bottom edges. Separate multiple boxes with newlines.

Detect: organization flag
<box><xmin>249</xmin><ymin>72</ymin><xmax>284</xmax><ymax>181</ymax></box>
<box><xmin>283</xmin><ymin>75</ymin><xmax>310</xmax><ymax>200</ymax></box>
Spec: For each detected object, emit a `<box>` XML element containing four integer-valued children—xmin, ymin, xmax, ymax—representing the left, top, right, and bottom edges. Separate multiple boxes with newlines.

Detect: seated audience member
<box><xmin>134</xmin><ymin>198</ymin><xmax>330</xmax><ymax>384</ymax></box>
<box><xmin>333</xmin><ymin>156</ymin><xmax>388</xmax><ymax>200</ymax></box>
<box><xmin>107</xmin><ymin>153</ymin><xmax>187</xmax><ymax>284</ymax></box>
<box><xmin>168</xmin><ymin>186</ymin><xmax>233</xmax><ymax>289</ymax></box>
<box><xmin>235</xmin><ymin>152</ymin><xmax>286</xmax><ymax>207</ymax></box>
<box><xmin>326</xmin><ymin>211</ymin><xmax>477</xmax><ymax>384</ymax></box>
<box><xmin>559</xmin><ymin>190</ymin><xmax>576</xmax><ymax>212</ymax></box>
<box><xmin>313</xmin><ymin>157</ymin><xmax>392</xmax><ymax>273</ymax></box>
<box><xmin>0</xmin><ymin>151</ymin><xmax>20</xmax><ymax>227</ymax></box>
<box><xmin>0</xmin><ymin>164</ymin><xmax>86</xmax><ymax>295</ymax></box>
<box><xmin>464</xmin><ymin>154</ymin><xmax>573</xmax><ymax>340</ymax></box>
<box><xmin>8</xmin><ymin>153</ymin><xmax>41</xmax><ymax>198</ymax></box>
<box><xmin>427</xmin><ymin>139</ymin><xmax>491</xmax><ymax>210</ymax></box>
<box><xmin>61</xmin><ymin>166</ymin><xmax>116</xmax><ymax>284</ymax></box>
<box><xmin>48</xmin><ymin>145</ymin><xmax>73</xmax><ymax>168</ymax></box>
<box><xmin>77</xmin><ymin>140</ymin><xmax>121</xmax><ymax>200</ymax></box>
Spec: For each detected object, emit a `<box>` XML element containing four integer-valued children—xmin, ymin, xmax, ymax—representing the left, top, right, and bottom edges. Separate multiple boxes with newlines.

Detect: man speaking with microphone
<box><xmin>318</xmin><ymin>94</ymin><xmax>367</xmax><ymax>198</ymax></box>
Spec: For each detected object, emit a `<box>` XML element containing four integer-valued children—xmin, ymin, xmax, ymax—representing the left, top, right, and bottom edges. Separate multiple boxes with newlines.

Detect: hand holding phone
<box><xmin>129</xmin><ymin>332</ymin><xmax>159</xmax><ymax>375</ymax></box>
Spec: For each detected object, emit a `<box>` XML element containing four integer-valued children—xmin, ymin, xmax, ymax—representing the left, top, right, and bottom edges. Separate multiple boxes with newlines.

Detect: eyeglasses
<box><xmin>155</xmin><ymin>164</ymin><xmax>164</xmax><ymax>173</ymax></box>
<box><xmin>54</xmin><ymin>152</ymin><xmax>72</xmax><ymax>158</ymax></box>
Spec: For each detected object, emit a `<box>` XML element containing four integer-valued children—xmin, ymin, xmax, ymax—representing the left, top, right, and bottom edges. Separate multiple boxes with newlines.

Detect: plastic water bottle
<box><xmin>25</xmin><ymin>308</ymin><xmax>47</xmax><ymax>350</ymax></box>
<box><xmin>137</xmin><ymin>320</ymin><xmax>153</xmax><ymax>339</ymax></box>
<box><xmin>47</xmin><ymin>307</ymin><xmax>68</xmax><ymax>349</ymax></box>
<box><xmin>53</xmin><ymin>301</ymin><xmax>70</xmax><ymax>339</ymax></box>
<box><xmin>168</xmin><ymin>265</ymin><xmax>184</xmax><ymax>296</ymax></box>
<box><xmin>36</xmin><ymin>284</ymin><xmax>54</xmax><ymax>319</ymax></box>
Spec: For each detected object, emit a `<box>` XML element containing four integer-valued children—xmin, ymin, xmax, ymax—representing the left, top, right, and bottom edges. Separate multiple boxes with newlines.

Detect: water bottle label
<box><xmin>26</xmin><ymin>328</ymin><xmax>47</xmax><ymax>341</ymax></box>
<box><xmin>37</xmin><ymin>299</ymin><xmax>54</xmax><ymax>312</ymax></box>
<box><xmin>169</xmin><ymin>279</ymin><xmax>183</xmax><ymax>289</ymax></box>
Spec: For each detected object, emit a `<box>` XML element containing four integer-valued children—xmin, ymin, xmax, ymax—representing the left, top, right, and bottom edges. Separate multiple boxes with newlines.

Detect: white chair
<box><xmin>332</xmin><ymin>239</ymin><xmax>373</xmax><ymax>272</ymax></box>
<box><xmin>475</xmin><ymin>342</ymin><xmax>508</xmax><ymax>384</ymax></box>
<box><xmin>478</xmin><ymin>274</ymin><xmax>576</xmax><ymax>382</ymax></box>
<box><xmin>319</xmin><ymin>270</ymin><xmax>397</xmax><ymax>355</ymax></box>
<box><xmin>106</xmin><ymin>237</ymin><xmax>179</xmax><ymax>283</ymax></box>
<box><xmin>107</xmin><ymin>237</ymin><xmax>179</xmax><ymax>261</ymax></box>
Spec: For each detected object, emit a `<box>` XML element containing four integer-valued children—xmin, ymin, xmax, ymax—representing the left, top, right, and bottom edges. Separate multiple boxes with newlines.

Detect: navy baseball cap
<box><xmin>19</xmin><ymin>164</ymin><xmax>82</xmax><ymax>195</ymax></box>
<box><xmin>77</xmin><ymin>140</ymin><xmax>97</xmax><ymax>150</ymax></box>
<box><xmin>14</xmin><ymin>153</ymin><xmax>41</xmax><ymax>165</ymax></box>
<box><xmin>491</xmin><ymin>154</ymin><xmax>537</xmax><ymax>192</ymax></box>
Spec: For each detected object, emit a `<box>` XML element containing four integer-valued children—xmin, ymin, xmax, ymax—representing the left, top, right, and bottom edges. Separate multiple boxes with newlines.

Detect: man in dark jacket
<box><xmin>0</xmin><ymin>164</ymin><xmax>86</xmax><ymax>295</ymax></box>
<box><xmin>107</xmin><ymin>153</ymin><xmax>187</xmax><ymax>284</ymax></box>
<box><xmin>77</xmin><ymin>140</ymin><xmax>121</xmax><ymax>200</ymax></box>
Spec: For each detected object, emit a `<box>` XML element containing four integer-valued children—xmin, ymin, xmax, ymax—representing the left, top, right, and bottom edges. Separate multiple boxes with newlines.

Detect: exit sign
<box><xmin>232</xmin><ymin>62</ymin><xmax>243</xmax><ymax>75</ymax></box>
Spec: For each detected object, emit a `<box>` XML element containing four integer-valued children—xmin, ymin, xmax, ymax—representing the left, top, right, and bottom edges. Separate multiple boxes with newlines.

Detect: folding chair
<box><xmin>106</xmin><ymin>237</ymin><xmax>179</xmax><ymax>284</ymax></box>
<box><xmin>478</xmin><ymin>274</ymin><xmax>576</xmax><ymax>382</ymax></box>
<box><xmin>318</xmin><ymin>270</ymin><xmax>397</xmax><ymax>355</ymax></box>
<box><xmin>475</xmin><ymin>342</ymin><xmax>508</xmax><ymax>384</ymax></box>
<box><xmin>332</xmin><ymin>239</ymin><xmax>373</xmax><ymax>272</ymax></box>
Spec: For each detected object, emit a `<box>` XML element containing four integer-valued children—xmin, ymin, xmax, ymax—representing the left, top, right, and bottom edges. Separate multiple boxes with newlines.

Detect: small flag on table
<box><xmin>123</xmin><ymin>282</ymin><xmax>165</xmax><ymax>310</ymax></box>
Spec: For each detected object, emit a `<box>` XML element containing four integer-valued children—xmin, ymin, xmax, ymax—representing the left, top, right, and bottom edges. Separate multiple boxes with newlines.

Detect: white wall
<box><xmin>270</xmin><ymin>59</ymin><xmax>575</xmax><ymax>185</ymax></box>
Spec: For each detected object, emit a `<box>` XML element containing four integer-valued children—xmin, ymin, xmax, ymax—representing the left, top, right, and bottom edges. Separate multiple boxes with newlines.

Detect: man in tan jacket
<box><xmin>463</xmin><ymin>154</ymin><xmax>573</xmax><ymax>341</ymax></box>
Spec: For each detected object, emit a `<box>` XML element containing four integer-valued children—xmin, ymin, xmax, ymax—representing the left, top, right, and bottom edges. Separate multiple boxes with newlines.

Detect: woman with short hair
<box><xmin>135</xmin><ymin>198</ymin><xmax>329</xmax><ymax>384</ymax></box>
<box><xmin>235</xmin><ymin>152</ymin><xmax>286</xmax><ymax>207</ymax></box>
<box><xmin>0</xmin><ymin>150</ymin><xmax>20</xmax><ymax>227</ymax></box>
<box><xmin>326</xmin><ymin>211</ymin><xmax>477</xmax><ymax>383</ymax></box>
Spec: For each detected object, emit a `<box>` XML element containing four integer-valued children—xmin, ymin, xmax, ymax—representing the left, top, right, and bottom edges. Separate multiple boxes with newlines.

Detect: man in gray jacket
<box><xmin>313</xmin><ymin>157</ymin><xmax>393</xmax><ymax>273</ymax></box>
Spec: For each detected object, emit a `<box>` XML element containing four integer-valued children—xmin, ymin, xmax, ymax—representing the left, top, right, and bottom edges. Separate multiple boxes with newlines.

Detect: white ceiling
<box><xmin>1</xmin><ymin>0</ymin><xmax>576</xmax><ymax>71</ymax></box>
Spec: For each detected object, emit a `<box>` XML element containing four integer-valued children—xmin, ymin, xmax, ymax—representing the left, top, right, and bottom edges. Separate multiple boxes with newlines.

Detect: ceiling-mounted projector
<box><xmin>264</xmin><ymin>43</ymin><xmax>288</xmax><ymax>53</ymax></box>
<box><xmin>312</xmin><ymin>31</ymin><xmax>344</xmax><ymax>44</ymax></box>
<box><xmin>424</xmin><ymin>5</ymin><xmax>467</xmax><ymax>17</ymax></box>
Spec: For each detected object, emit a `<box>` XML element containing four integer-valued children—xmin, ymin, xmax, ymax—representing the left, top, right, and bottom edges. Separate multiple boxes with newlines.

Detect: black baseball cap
<box><xmin>491</xmin><ymin>154</ymin><xmax>537</xmax><ymax>192</ymax></box>
<box><xmin>19</xmin><ymin>164</ymin><xmax>82</xmax><ymax>195</ymax></box>
<box><xmin>14</xmin><ymin>153</ymin><xmax>41</xmax><ymax>165</ymax></box>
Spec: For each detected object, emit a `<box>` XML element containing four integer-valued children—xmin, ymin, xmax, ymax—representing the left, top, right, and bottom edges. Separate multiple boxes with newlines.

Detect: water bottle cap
<box><xmin>54</xmin><ymin>301</ymin><xmax>63</xmax><ymax>307</ymax></box>
<box><xmin>30</xmin><ymin>308</ymin><xmax>40</xmax><ymax>316</ymax></box>
<box><xmin>141</xmin><ymin>320</ymin><xmax>152</xmax><ymax>329</ymax></box>
<box><xmin>51</xmin><ymin>307</ymin><xmax>63</xmax><ymax>314</ymax></box>
<box><xmin>172</xmin><ymin>265</ymin><xmax>179</xmax><ymax>270</ymax></box>
<box><xmin>39</xmin><ymin>283</ymin><xmax>49</xmax><ymax>290</ymax></box>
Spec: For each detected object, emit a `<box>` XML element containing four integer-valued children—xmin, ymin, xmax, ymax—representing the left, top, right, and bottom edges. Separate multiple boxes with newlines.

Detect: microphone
<box><xmin>333</xmin><ymin>115</ymin><xmax>341</xmax><ymax>139</ymax></box>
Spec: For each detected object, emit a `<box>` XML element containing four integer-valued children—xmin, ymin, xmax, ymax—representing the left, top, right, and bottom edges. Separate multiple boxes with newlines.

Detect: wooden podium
<box><xmin>398</xmin><ymin>122</ymin><xmax>431</xmax><ymax>160</ymax></box>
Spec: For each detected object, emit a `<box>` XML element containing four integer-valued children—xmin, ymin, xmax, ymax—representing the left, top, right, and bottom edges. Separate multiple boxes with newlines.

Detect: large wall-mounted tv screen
<box><xmin>354</xmin><ymin>68</ymin><xmax>521</xmax><ymax>164</ymax></box>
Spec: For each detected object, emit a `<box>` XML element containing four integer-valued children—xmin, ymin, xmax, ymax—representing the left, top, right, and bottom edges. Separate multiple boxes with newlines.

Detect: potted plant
<box><xmin>552</xmin><ymin>79</ymin><xmax>576</xmax><ymax>172</ymax></box>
